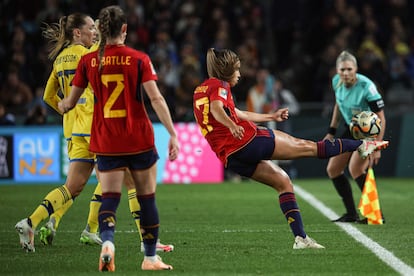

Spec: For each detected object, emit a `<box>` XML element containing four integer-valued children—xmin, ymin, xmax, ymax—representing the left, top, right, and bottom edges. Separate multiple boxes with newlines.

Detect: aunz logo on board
<box><xmin>14</xmin><ymin>133</ymin><xmax>60</xmax><ymax>182</ymax></box>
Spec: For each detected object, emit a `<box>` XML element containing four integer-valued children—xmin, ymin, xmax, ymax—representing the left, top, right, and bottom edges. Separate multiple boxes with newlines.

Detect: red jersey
<box><xmin>193</xmin><ymin>78</ymin><xmax>257</xmax><ymax>164</ymax></box>
<box><xmin>72</xmin><ymin>44</ymin><xmax>157</xmax><ymax>155</ymax></box>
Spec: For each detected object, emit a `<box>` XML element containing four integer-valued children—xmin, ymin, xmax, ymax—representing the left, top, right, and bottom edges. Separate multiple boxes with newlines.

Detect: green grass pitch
<box><xmin>1</xmin><ymin>178</ymin><xmax>413</xmax><ymax>275</ymax></box>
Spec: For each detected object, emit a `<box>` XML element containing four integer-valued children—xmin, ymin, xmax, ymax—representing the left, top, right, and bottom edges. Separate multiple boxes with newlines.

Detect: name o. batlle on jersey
<box><xmin>90</xmin><ymin>55</ymin><xmax>132</xmax><ymax>67</ymax></box>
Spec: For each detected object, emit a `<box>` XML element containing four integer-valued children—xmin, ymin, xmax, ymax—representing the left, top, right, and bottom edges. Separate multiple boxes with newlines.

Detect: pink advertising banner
<box><xmin>161</xmin><ymin>123</ymin><xmax>223</xmax><ymax>184</ymax></box>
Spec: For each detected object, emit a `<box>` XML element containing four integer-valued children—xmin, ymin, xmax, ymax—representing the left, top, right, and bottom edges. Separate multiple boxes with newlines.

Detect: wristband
<box><xmin>328</xmin><ymin>127</ymin><xmax>337</xmax><ymax>135</ymax></box>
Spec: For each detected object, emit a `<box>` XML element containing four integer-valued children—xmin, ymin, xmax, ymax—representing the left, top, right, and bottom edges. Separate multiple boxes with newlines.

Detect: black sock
<box><xmin>332</xmin><ymin>174</ymin><xmax>357</xmax><ymax>216</ymax></box>
<box><xmin>355</xmin><ymin>174</ymin><xmax>366</xmax><ymax>191</ymax></box>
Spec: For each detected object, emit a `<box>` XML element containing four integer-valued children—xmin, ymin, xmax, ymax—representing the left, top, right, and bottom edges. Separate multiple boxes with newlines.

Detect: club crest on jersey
<box><xmin>219</xmin><ymin>88</ymin><xmax>228</xmax><ymax>99</ymax></box>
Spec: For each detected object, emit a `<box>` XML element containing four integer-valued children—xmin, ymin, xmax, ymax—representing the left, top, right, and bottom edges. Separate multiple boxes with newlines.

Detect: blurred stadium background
<box><xmin>1</xmin><ymin>0</ymin><xmax>413</xmax><ymax>183</ymax></box>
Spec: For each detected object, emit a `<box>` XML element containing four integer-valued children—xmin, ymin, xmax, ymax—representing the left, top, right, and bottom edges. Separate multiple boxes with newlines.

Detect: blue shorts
<box><xmin>227</xmin><ymin>128</ymin><xmax>275</xmax><ymax>178</ymax></box>
<box><xmin>96</xmin><ymin>148</ymin><xmax>159</xmax><ymax>171</ymax></box>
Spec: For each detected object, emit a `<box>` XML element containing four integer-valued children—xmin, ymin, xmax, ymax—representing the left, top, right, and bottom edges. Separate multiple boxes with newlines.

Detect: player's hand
<box><xmin>230</xmin><ymin>125</ymin><xmax>245</xmax><ymax>140</ymax></box>
<box><xmin>370</xmin><ymin>149</ymin><xmax>381</xmax><ymax>165</ymax></box>
<box><xmin>58</xmin><ymin>100</ymin><xmax>68</xmax><ymax>114</ymax></box>
<box><xmin>273</xmin><ymin>108</ymin><xmax>289</xmax><ymax>122</ymax></box>
<box><xmin>323</xmin><ymin>134</ymin><xmax>335</xmax><ymax>141</ymax></box>
<box><xmin>168</xmin><ymin>136</ymin><xmax>180</xmax><ymax>161</ymax></box>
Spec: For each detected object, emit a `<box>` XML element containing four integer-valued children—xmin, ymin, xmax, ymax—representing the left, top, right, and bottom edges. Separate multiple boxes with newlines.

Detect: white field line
<box><xmin>294</xmin><ymin>184</ymin><xmax>414</xmax><ymax>276</ymax></box>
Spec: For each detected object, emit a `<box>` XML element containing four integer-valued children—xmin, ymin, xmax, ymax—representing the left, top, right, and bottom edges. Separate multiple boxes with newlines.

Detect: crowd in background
<box><xmin>0</xmin><ymin>0</ymin><xmax>414</xmax><ymax>126</ymax></box>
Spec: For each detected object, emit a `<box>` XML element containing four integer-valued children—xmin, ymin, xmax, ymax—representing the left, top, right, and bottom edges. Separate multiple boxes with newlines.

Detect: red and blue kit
<box><xmin>73</xmin><ymin>45</ymin><xmax>157</xmax><ymax>155</ymax></box>
<box><xmin>193</xmin><ymin>78</ymin><xmax>257</xmax><ymax>164</ymax></box>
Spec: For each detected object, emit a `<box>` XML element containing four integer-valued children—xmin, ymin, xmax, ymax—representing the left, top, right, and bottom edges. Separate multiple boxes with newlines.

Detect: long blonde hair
<box><xmin>42</xmin><ymin>13</ymin><xmax>89</xmax><ymax>60</ymax></box>
<box><xmin>206</xmin><ymin>48</ymin><xmax>240</xmax><ymax>82</ymax></box>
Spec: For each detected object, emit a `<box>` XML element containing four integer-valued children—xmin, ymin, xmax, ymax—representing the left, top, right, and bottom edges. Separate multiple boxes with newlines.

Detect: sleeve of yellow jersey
<box><xmin>43</xmin><ymin>67</ymin><xmax>63</xmax><ymax>114</ymax></box>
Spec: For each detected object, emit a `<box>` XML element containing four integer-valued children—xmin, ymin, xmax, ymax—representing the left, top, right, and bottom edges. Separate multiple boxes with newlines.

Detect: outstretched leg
<box><xmin>271</xmin><ymin>130</ymin><xmax>387</xmax><ymax>160</ymax></box>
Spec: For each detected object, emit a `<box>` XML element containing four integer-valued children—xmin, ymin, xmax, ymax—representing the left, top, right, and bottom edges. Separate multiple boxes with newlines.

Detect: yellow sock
<box><xmin>50</xmin><ymin>199</ymin><xmax>73</xmax><ymax>229</ymax></box>
<box><xmin>86</xmin><ymin>182</ymin><xmax>102</xmax><ymax>233</ymax></box>
<box><xmin>128</xmin><ymin>188</ymin><xmax>142</xmax><ymax>241</ymax></box>
<box><xmin>29</xmin><ymin>185</ymin><xmax>72</xmax><ymax>229</ymax></box>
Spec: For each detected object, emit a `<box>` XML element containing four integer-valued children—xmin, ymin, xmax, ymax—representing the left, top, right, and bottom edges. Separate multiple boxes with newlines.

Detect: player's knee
<box><xmin>270</xmin><ymin>171</ymin><xmax>292</xmax><ymax>193</ymax></box>
<box><xmin>326</xmin><ymin>166</ymin><xmax>333</xmax><ymax>177</ymax></box>
<box><xmin>65</xmin><ymin>180</ymin><xmax>87</xmax><ymax>197</ymax></box>
<box><xmin>326</xmin><ymin>163</ymin><xmax>340</xmax><ymax>178</ymax></box>
<box><xmin>349</xmin><ymin>167</ymin><xmax>364</xmax><ymax>179</ymax></box>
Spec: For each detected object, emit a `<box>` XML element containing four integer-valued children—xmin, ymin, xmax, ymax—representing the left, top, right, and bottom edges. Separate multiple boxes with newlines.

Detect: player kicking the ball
<box><xmin>193</xmin><ymin>48</ymin><xmax>388</xmax><ymax>250</ymax></box>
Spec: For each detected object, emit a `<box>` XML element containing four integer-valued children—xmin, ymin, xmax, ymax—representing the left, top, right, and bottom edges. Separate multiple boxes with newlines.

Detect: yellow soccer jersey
<box><xmin>72</xmin><ymin>84</ymin><xmax>94</xmax><ymax>136</ymax></box>
<box><xmin>89</xmin><ymin>43</ymin><xmax>99</xmax><ymax>52</ymax></box>
<box><xmin>43</xmin><ymin>44</ymin><xmax>90</xmax><ymax>139</ymax></box>
<box><xmin>71</xmin><ymin>44</ymin><xmax>98</xmax><ymax>136</ymax></box>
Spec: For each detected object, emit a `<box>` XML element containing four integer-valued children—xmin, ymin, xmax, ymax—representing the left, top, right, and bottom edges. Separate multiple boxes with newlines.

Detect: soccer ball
<box><xmin>349</xmin><ymin>111</ymin><xmax>381</xmax><ymax>140</ymax></box>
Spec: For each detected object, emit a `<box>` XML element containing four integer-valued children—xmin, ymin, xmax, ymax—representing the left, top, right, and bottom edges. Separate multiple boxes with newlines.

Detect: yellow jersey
<box><xmin>43</xmin><ymin>44</ymin><xmax>94</xmax><ymax>138</ymax></box>
<box><xmin>72</xmin><ymin>43</ymin><xmax>99</xmax><ymax>137</ymax></box>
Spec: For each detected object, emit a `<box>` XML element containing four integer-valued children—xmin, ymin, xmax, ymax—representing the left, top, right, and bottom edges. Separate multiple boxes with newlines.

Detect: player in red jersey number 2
<box><xmin>59</xmin><ymin>5</ymin><xmax>179</xmax><ymax>272</ymax></box>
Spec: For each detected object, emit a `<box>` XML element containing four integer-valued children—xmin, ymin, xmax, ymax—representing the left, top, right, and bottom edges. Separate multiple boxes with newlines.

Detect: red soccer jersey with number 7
<box><xmin>193</xmin><ymin>78</ymin><xmax>257</xmax><ymax>164</ymax></box>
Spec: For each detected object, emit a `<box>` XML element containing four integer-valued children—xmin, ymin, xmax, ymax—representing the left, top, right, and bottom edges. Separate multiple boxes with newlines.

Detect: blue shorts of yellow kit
<box><xmin>67</xmin><ymin>135</ymin><xmax>96</xmax><ymax>163</ymax></box>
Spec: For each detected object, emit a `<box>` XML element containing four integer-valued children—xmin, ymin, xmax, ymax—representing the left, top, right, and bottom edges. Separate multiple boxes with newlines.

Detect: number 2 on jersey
<box><xmin>101</xmin><ymin>74</ymin><xmax>126</xmax><ymax>118</ymax></box>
